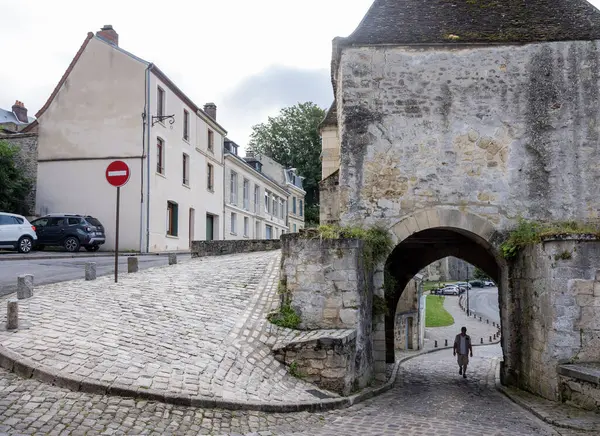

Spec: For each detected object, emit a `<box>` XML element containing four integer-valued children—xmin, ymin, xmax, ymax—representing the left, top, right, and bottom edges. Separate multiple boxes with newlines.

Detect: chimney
<box><xmin>203</xmin><ymin>103</ymin><xmax>217</xmax><ymax>120</ymax></box>
<box><xmin>12</xmin><ymin>101</ymin><xmax>28</xmax><ymax>123</ymax></box>
<box><xmin>96</xmin><ymin>25</ymin><xmax>118</xmax><ymax>46</ymax></box>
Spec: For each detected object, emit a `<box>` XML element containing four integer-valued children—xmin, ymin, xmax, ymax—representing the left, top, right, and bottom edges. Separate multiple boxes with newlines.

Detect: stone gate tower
<box><xmin>320</xmin><ymin>0</ymin><xmax>600</xmax><ymax>228</ymax></box>
<box><xmin>316</xmin><ymin>0</ymin><xmax>600</xmax><ymax>404</ymax></box>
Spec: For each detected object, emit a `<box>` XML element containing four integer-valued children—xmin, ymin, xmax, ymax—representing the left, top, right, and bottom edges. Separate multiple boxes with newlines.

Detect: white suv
<box><xmin>0</xmin><ymin>212</ymin><xmax>37</xmax><ymax>253</ymax></box>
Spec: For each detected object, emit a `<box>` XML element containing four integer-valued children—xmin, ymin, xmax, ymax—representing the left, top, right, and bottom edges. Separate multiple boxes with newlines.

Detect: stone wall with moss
<box><xmin>280</xmin><ymin>233</ymin><xmax>374</xmax><ymax>390</ymax></box>
<box><xmin>507</xmin><ymin>237</ymin><xmax>600</xmax><ymax>401</ymax></box>
<box><xmin>335</xmin><ymin>41</ymin><xmax>600</xmax><ymax>230</ymax></box>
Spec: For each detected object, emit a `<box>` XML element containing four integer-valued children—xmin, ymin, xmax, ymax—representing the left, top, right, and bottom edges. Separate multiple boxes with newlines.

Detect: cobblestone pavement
<box><xmin>0</xmin><ymin>251</ymin><xmax>331</xmax><ymax>403</ymax></box>
<box><xmin>1</xmin><ymin>345</ymin><xmax>587</xmax><ymax>435</ymax></box>
<box><xmin>424</xmin><ymin>294</ymin><xmax>500</xmax><ymax>349</ymax></box>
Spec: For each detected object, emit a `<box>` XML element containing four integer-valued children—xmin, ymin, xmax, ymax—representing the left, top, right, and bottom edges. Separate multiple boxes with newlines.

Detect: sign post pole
<box><xmin>115</xmin><ymin>186</ymin><xmax>120</xmax><ymax>283</ymax></box>
<box><xmin>106</xmin><ymin>160</ymin><xmax>130</xmax><ymax>283</ymax></box>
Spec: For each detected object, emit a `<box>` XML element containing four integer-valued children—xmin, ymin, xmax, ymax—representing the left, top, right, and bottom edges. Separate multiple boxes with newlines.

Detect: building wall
<box><xmin>394</xmin><ymin>279</ymin><xmax>421</xmax><ymax>350</ymax></box>
<box><xmin>321</xmin><ymin>125</ymin><xmax>340</xmax><ymax>180</ymax></box>
<box><xmin>35</xmin><ymin>37</ymin><xmax>146</xmax><ymax>251</ymax></box>
<box><xmin>36</xmin><ymin>37</ymin><xmax>146</xmax><ymax>161</ymax></box>
<box><xmin>223</xmin><ymin>156</ymin><xmax>287</xmax><ymax>240</ymax></box>
<box><xmin>36</xmin><ymin>159</ymin><xmax>142</xmax><ymax>251</ymax></box>
<box><xmin>508</xmin><ymin>238</ymin><xmax>600</xmax><ymax>401</ymax></box>
<box><xmin>0</xmin><ymin>133</ymin><xmax>38</xmax><ymax>216</ymax></box>
<box><xmin>146</xmin><ymin>74</ymin><xmax>225</xmax><ymax>251</ymax></box>
<box><xmin>335</xmin><ymin>40</ymin><xmax>600</xmax><ymax>231</ymax></box>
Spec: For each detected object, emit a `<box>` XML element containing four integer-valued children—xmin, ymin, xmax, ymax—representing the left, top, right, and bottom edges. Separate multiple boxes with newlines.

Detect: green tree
<box><xmin>0</xmin><ymin>139</ymin><xmax>32</xmax><ymax>215</ymax></box>
<box><xmin>473</xmin><ymin>267</ymin><xmax>490</xmax><ymax>280</ymax></box>
<box><xmin>247</xmin><ymin>102</ymin><xmax>326</xmax><ymax>225</ymax></box>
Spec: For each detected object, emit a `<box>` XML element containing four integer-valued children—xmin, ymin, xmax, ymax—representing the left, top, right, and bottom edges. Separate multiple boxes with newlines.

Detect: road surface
<box><xmin>467</xmin><ymin>286</ymin><xmax>500</xmax><ymax>323</ymax></box>
<box><xmin>0</xmin><ymin>254</ymin><xmax>191</xmax><ymax>297</ymax></box>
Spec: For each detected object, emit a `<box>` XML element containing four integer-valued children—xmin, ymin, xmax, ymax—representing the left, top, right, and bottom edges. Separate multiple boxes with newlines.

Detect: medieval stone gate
<box><xmin>279</xmin><ymin>0</ymin><xmax>600</xmax><ymax>408</ymax></box>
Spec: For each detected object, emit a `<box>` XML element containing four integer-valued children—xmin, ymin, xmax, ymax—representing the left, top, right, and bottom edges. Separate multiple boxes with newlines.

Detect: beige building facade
<box><xmin>30</xmin><ymin>25</ymin><xmax>226</xmax><ymax>252</ymax></box>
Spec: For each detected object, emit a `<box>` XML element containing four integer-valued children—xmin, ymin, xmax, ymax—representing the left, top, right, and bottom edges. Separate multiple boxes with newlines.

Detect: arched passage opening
<box><xmin>384</xmin><ymin>227</ymin><xmax>502</xmax><ymax>363</ymax></box>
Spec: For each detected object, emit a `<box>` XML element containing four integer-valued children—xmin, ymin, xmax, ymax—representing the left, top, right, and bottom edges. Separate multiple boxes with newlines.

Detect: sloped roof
<box><xmin>319</xmin><ymin>101</ymin><xmax>337</xmax><ymax>129</ymax></box>
<box><xmin>0</xmin><ymin>108</ymin><xmax>34</xmax><ymax>126</ymax></box>
<box><xmin>345</xmin><ymin>0</ymin><xmax>600</xmax><ymax>45</ymax></box>
<box><xmin>34</xmin><ymin>30</ymin><xmax>227</xmax><ymax>135</ymax></box>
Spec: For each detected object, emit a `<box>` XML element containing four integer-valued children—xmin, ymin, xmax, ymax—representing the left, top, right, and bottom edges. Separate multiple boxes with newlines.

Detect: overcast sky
<box><xmin>2</xmin><ymin>0</ymin><xmax>600</xmax><ymax>149</ymax></box>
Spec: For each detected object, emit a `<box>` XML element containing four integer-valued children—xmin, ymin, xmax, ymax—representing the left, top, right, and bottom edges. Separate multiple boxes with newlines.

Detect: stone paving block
<box><xmin>84</xmin><ymin>262</ymin><xmax>97</xmax><ymax>281</ymax></box>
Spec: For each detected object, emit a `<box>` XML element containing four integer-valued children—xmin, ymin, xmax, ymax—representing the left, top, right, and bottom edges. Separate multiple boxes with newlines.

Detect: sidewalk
<box><xmin>0</xmin><ymin>250</ymin><xmax>191</xmax><ymax>261</ymax></box>
<box><xmin>423</xmin><ymin>294</ymin><xmax>499</xmax><ymax>349</ymax></box>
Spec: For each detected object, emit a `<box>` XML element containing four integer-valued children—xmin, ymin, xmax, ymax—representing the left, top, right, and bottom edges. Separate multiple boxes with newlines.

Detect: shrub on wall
<box><xmin>501</xmin><ymin>218</ymin><xmax>600</xmax><ymax>259</ymax></box>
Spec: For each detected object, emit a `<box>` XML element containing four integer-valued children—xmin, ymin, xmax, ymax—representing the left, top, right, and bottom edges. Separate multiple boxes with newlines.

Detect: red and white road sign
<box><xmin>106</xmin><ymin>160</ymin><xmax>130</xmax><ymax>187</ymax></box>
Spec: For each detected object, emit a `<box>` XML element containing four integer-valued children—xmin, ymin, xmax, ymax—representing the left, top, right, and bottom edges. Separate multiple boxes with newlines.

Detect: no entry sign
<box><xmin>106</xmin><ymin>160</ymin><xmax>130</xmax><ymax>187</ymax></box>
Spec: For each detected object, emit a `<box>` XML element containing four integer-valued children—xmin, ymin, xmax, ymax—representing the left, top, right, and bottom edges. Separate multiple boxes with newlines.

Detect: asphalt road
<box><xmin>0</xmin><ymin>254</ymin><xmax>191</xmax><ymax>297</ymax></box>
<box><xmin>466</xmin><ymin>286</ymin><xmax>500</xmax><ymax>323</ymax></box>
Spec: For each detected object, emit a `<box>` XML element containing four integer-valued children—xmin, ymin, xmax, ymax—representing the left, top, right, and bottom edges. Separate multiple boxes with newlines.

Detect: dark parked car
<box><xmin>30</xmin><ymin>214</ymin><xmax>106</xmax><ymax>252</ymax></box>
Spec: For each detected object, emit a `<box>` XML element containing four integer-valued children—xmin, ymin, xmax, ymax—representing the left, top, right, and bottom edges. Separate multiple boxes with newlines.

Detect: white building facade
<box><xmin>247</xmin><ymin>154</ymin><xmax>306</xmax><ymax>233</ymax></box>
<box><xmin>31</xmin><ymin>25</ymin><xmax>225</xmax><ymax>252</ymax></box>
<box><xmin>223</xmin><ymin>140</ymin><xmax>288</xmax><ymax>240</ymax></box>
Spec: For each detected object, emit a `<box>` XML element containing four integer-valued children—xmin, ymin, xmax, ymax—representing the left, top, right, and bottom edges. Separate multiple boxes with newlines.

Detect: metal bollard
<box><xmin>85</xmin><ymin>262</ymin><xmax>97</xmax><ymax>281</ymax></box>
<box><xmin>445</xmin><ymin>339</ymin><xmax>448</xmax><ymax>347</ymax></box>
<box><xmin>480</xmin><ymin>337</ymin><xmax>483</xmax><ymax>344</ymax></box>
<box><xmin>434</xmin><ymin>340</ymin><xmax>438</xmax><ymax>348</ymax></box>
<box><xmin>493</xmin><ymin>334</ymin><xmax>496</xmax><ymax>340</ymax></box>
<box><xmin>128</xmin><ymin>256</ymin><xmax>139</xmax><ymax>273</ymax></box>
<box><xmin>479</xmin><ymin>316</ymin><xmax>482</xmax><ymax>321</ymax></box>
<box><xmin>7</xmin><ymin>299</ymin><xmax>18</xmax><ymax>330</ymax></box>
<box><xmin>17</xmin><ymin>274</ymin><xmax>34</xmax><ymax>299</ymax></box>
<box><xmin>489</xmin><ymin>336</ymin><xmax>492</xmax><ymax>342</ymax></box>
<box><xmin>168</xmin><ymin>253</ymin><xmax>177</xmax><ymax>265</ymax></box>
<box><xmin>487</xmin><ymin>319</ymin><xmax>489</xmax><ymax>324</ymax></box>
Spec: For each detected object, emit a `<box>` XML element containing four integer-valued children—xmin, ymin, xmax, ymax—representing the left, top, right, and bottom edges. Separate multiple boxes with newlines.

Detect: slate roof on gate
<box><xmin>345</xmin><ymin>0</ymin><xmax>600</xmax><ymax>45</ymax></box>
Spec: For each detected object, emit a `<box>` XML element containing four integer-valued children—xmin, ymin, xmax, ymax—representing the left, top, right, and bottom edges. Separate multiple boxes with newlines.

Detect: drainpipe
<box><xmin>145</xmin><ymin>64</ymin><xmax>153</xmax><ymax>253</ymax></box>
<box><xmin>139</xmin><ymin>66</ymin><xmax>147</xmax><ymax>253</ymax></box>
<box><xmin>222</xmin><ymin>151</ymin><xmax>226</xmax><ymax>240</ymax></box>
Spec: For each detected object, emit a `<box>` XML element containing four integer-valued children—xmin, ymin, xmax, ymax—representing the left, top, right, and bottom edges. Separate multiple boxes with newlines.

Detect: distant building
<box><xmin>223</xmin><ymin>139</ymin><xmax>289</xmax><ymax>239</ymax></box>
<box><xmin>0</xmin><ymin>101</ymin><xmax>34</xmax><ymax>133</ymax></box>
<box><xmin>245</xmin><ymin>153</ymin><xmax>306</xmax><ymax>233</ymax></box>
<box><xmin>29</xmin><ymin>25</ymin><xmax>226</xmax><ymax>252</ymax></box>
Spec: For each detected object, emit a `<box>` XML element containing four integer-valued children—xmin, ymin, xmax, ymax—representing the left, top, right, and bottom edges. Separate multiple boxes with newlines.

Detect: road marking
<box><xmin>108</xmin><ymin>170</ymin><xmax>127</xmax><ymax>177</ymax></box>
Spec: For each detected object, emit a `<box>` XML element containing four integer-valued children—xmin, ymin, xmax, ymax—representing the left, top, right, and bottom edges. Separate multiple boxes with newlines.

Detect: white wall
<box><xmin>146</xmin><ymin>74</ymin><xmax>225</xmax><ymax>251</ymax></box>
<box><xmin>36</xmin><ymin>159</ymin><xmax>142</xmax><ymax>251</ymax></box>
<box><xmin>35</xmin><ymin>36</ymin><xmax>147</xmax><ymax>251</ymax></box>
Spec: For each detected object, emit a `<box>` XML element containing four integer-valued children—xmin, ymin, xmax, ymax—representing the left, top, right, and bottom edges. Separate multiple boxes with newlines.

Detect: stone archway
<box><xmin>373</xmin><ymin>208</ymin><xmax>510</xmax><ymax>369</ymax></box>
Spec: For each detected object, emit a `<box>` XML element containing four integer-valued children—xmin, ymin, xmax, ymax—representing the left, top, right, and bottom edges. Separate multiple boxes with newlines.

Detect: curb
<box><xmin>0</xmin><ymin>251</ymin><xmax>191</xmax><ymax>262</ymax></box>
<box><xmin>496</xmin><ymin>383</ymin><xmax>597</xmax><ymax>432</ymax></box>
<box><xmin>0</xmin><ymin>344</ymin><xmax>394</xmax><ymax>413</ymax></box>
<box><xmin>0</xmin><ymin>342</ymin><xmax>499</xmax><ymax>413</ymax></box>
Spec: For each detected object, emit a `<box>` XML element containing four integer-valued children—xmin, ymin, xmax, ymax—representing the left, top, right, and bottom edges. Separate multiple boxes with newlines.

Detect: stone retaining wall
<box><xmin>273</xmin><ymin>330</ymin><xmax>357</xmax><ymax>395</ymax></box>
<box><xmin>191</xmin><ymin>239</ymin><xmax>281</xmax><ymax>257</ymax></box>
<box><xmin>559</xmin><ymin>364</ymin><xmax>600</xmax><ymax>411</ymax></box>
<box><xmin>280</xmin><ymin>233</ymin><xmax>374</xmax><ymax>392</ymax></box>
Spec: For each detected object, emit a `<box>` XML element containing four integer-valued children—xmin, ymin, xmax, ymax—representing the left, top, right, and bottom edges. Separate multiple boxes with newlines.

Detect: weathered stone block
<box><xmin>127</xmin><ymin>257</ymin><xmax>139</xmax><ymax>273</ymax></box>
<box><xmin>85</xmin><ymin>262</ymin><xmax>97</xmax><ymax>281</ymax></box>
<box><xmin>339</xmin><ymin>309</ymin><xmax>358</xmax><ymax>326</ymax></box>
<box><xmin>6</xmin><ymin>299</ymin><xmax>18</xmax><ymax>330</ymax></box>
<box><xmin>168</xmin><ymin>253</ymin><xmax>177</xmax><ymax>265</ymax></box>
<box><xmin>17</xmin><ymin>274</ymin><xmax>33</xmax><ymax>299</ymax></box>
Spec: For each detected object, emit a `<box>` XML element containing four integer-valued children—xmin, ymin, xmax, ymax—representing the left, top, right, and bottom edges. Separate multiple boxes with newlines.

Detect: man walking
<box><xmin>453</xmin><ymin>326</ymin><xmax>473</xmax><ymax>378</ymax></box>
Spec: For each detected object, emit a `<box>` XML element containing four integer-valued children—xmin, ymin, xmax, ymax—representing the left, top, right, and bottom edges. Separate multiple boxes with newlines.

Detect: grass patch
<box><xmin>425</xmin><ymin>295</ymin><xmax>455</xmax><ymax>327</ymax></box>
<box><xmin>501</xmin><ymin>218</ymin><xmax>600</xmax><ymax>259</ymax></box>
<box><xmin>268</xmin><ymin>303</ymin><xmax>301</xmax><ymax>329</ymax></box>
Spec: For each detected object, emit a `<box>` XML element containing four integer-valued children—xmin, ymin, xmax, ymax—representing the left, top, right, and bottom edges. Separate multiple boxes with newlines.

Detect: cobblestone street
<box><xmin>0</xmin><ymin>251</ymin><xmax>594</xmax><ymax>435</ymax></box>
<box><xmin>0</xmin><ymin>345</ymin><xmax>582</xmax><ymax>435</ymax></box>
<box><xmin>0</xmin><ymin>252</ymin><xmax>331</xmax><ymax>403</ymax></box>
